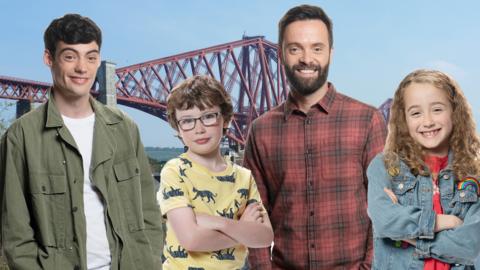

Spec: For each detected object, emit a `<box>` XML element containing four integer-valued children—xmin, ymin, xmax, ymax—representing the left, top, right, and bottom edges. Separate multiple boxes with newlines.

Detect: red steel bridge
<box><xmin>0</xmin><ymin>36</ymin><xmax>288</xmax><ymax>147</ymax></box>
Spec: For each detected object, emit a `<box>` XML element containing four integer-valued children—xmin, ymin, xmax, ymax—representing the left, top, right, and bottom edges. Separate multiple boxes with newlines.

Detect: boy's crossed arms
<box><xmin>167</xmin><ymin>201</ymin><xmax>273</xmax><ymax>251</ymax></box>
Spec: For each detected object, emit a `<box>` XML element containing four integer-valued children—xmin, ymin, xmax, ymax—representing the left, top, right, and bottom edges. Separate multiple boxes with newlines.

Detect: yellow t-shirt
<box><xmin>158</xmin><ymin>153</ymin><xmax>263</xmax><ymax>270</ymax></box>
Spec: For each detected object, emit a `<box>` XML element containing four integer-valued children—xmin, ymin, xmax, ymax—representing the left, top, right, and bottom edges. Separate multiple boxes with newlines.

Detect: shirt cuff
<box><xmin>414</xmin><ymin>239</ymin><xmax>432</xmax><ymax>259</ymax></box>
<box><xmin>418</xmin><ymin>209</ymin><xmax>436</xmax><ymax>239</ymax></box>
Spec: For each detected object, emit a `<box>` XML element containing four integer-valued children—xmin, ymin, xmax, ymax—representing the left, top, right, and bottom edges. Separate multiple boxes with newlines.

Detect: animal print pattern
<box><xmin>159</xmin><ymin>153</ymin><xmax>265</xmax><ymax>269</ymax></box>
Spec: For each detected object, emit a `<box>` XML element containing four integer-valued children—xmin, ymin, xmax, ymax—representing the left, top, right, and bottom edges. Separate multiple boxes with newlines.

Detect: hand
<box><xmin>384</xmin><ymin>187</ymin><xmax>398</xmax><ymax>204</ymax></box>
<box><xmin>240</xmin><ymin>202</ymin><xmax>264</xmax><ymax>223</ymax></box>
<box><xmin>195</xmin><ymin>213</ymin><xmax>224</xmax><ymax>230</ymax></box>
<box><xmin>435</xmin><ymin>214</ymin><xmax>463</xmax><ymax>232</ymax></box>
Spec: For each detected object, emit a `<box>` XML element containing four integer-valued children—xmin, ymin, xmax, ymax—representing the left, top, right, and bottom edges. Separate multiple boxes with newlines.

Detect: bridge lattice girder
<box><xmin>0</xmin><ymin>76</ymin><xmax>51</xmax><ymax>102</ymax></box>
<box><xmin>0</xmin><ymin>37</ymin><xmax>288</xmax><ymax>147</ymax></box>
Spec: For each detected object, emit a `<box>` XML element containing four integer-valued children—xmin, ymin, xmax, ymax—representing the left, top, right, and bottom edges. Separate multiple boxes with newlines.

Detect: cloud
<box><xmin>426</xmin><ymin>60</ymin><xmax>467</xmax><ymax>80</ymax></box>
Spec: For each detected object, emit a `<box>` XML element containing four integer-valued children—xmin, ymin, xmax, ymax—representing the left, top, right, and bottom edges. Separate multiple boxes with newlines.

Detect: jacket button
<box><xmin>135</xmin><ymin>168</ymin><xmax>139</xmax><ymax>174</ymax></box>
<box><xmin>74</xmin><ymin>265</ymin><xmax>80</xmax><ymax>270</ymax></box>
<box><xmin>443</xmin><ymin>174</ymin><xmax>450</xmax><ymax>180</ymax></box>
<box><xmin>41</xmin><ymin>186</ymin><xmax>46</xmax><ymax>192</ymax></box>
<box><xmin>72</xmin><ymin>207</ymin><xmax>78</xmax><ymax>212</ymax></box>
<box><xmin>398</xmin><ymin>183</ymin><xmax>404</xmax><ymax>189</ymax></box>
<box><xmin>460</xmin><ymin>192</ymin><xmax>466</xmax><ymax>198</ymax></box>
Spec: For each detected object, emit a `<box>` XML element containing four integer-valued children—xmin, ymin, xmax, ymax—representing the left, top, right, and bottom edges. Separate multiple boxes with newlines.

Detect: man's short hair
<box><xmin>278</xmin><ymin>5</ymin><xmax>333</xmax><ymax>49</ymax></box>
<box><xmin>166</xmin><ymin>75</ymin><xmax>233</xmax><ymax>131</ymax></box>
<box><xmin>44</xmin><ymin>13</ymin><xmax>102</xmax><ymax>57</ymax></box>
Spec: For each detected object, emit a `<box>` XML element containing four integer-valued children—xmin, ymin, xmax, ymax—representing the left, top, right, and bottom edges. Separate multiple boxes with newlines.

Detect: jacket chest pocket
<box><xmin>114</xmin><ymin>158</ymin><xmax>145</xmax><ymax>231</ymax></box>
<box><xmin>29</xmin><ymin>174</ymin><xmax>67</xmax><ymax>247</ymax></box>
<box><xmin>391</xmin><ymin>177</ymin><xmax>418</xmax><ymax>206</ymax></box>
<box><xmin>448</xmin><ymin>188</ymin><xmax>478</xmax><ymax>219</ymax></box>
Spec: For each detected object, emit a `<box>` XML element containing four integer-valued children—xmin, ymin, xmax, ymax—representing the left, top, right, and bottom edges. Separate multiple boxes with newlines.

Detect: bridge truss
<box><xmin>0</xmin><ymin>36</ymin><xmax>288</xmax><ymax>147</ymax></box>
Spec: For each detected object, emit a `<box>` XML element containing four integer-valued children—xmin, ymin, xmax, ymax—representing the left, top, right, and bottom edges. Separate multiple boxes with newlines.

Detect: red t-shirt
<box><xmin>424</xmin><ymin>155</ymin><xmax>450</xmax><ymax>270</ymax></box>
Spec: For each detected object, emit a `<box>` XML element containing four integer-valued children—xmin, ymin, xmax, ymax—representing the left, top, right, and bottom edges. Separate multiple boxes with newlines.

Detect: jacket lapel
<box><xmin>89</xmin><ymin>98</ymin><xmax>124</xmax><ymax>197</ymax></box>
<box><xmin>45</xmin><ymin>98</ymin><xmax>78</xmax><ymax>151</ymax></box>
<box><xmin>90</xmin><ymin>98</ymin><xmax>121</xmax><ymax>172</ymax></box>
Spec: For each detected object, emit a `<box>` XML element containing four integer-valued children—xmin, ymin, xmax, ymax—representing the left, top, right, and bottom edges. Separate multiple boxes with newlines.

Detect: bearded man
<box><xmin>243</xmin><ymin>5</ymin><xmax>387</xmax><ymax>270</ymax></box>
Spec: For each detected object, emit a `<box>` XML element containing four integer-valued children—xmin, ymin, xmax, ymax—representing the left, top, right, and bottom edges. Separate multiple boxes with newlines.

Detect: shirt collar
<box><xmin>283</xmin><ymin>82</ymin><xmax>337</xmax><ymax>120</ymax></box>
<box><xmin>45</xmin><ymin>91</ymin><xmax>122</xmax><ymax>128</ymax></box>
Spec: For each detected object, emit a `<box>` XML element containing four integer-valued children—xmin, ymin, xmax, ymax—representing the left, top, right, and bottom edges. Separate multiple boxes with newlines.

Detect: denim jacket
<box><xmin>367</xmin><ymin>153</ymin><xmax>480</xmax><ymax>270</ymax></box>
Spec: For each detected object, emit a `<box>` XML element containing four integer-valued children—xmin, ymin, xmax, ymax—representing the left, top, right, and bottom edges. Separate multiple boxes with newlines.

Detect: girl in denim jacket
<box><xmin>367</xmin><ymin>69</ymin><xmax>480</xmax><ymax>270</ymax></box>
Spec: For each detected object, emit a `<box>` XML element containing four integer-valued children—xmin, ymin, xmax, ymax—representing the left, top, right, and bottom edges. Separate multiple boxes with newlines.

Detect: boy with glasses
<box><xmin>159</xmin><ymin>75</ymin><xmax>273</xmax><ymax>270</ymax></box>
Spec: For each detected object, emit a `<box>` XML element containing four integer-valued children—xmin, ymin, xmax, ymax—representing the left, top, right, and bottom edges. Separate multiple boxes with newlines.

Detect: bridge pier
<box><xmin>16</xmin><ymin>99</ymin><xmax>31</xmax><ymax>118</ymax></box>
<box><xmin>97</xmin><ymin>61</ymin><xmax>117</xmax><ymax>106</ymax></box>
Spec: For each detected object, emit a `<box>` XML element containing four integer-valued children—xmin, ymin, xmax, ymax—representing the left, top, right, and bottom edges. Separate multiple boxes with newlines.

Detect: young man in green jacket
<box><xmin>0</xmin><ymin>14</ymin><xmax>163</xmax><ymax>269</ymax></box>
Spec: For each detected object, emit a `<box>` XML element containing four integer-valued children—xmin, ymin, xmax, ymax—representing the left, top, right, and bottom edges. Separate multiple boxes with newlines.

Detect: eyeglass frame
<box><xmin>176</xmin><ymin>111</ymin><xmax>222</xmax><ymax>131</ymax></box>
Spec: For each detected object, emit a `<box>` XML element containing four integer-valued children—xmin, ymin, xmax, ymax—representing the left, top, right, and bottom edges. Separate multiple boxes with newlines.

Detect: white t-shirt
<box><xmin>62</xmin><ymin>114</ymin><xmax>111</xmax><ymax>270</ymax></box>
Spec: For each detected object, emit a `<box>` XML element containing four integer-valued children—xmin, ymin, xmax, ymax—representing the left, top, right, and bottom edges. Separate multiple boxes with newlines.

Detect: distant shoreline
<box><xmin>145</xmin><ymin>146</ymin><xmax>184</xmax><ymax>162</ymax></box>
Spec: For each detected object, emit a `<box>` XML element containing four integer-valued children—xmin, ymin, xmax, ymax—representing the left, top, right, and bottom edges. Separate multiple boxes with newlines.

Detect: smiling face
<box><xmin>176</xmin><ymin>105</ymin><xmax>228</xmax><ymax>159</ymax></box>
<box><xmin>404</xmin><ymin>82</ymin><xmax>453</xmax><ymax>156</ymax></box>
<box><xmin>44</xmin><ymin>41</ymin><xmax>100</xmax><ymax>102</ymax></box>
<box><xmin>282</xmin><ymin>19</ymin><xmax>332</xmax><ymax>96</ymax></box>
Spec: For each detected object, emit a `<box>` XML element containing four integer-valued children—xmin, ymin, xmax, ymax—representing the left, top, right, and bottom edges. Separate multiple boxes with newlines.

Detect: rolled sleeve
<box><xmin>158</xmin><ymin>162</ymin><xmax>191</xmax><ymax>216</ymax></box>
<box><xmin>414</xmin><ymin>197</ymin><xmax>480</xmax><ymax>265</ymax></box>
<box><xmin>414</xmin><ymin>238</ymin><xmax>432</xmax><ymax>258</ymax></box>
<box><xmin>418</xmin><ymin>208</ymin><xmax>436</xmax><ymax>239</ymax></box>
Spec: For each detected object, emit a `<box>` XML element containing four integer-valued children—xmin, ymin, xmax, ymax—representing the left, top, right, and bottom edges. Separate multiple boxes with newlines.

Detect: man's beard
<box><xmin>284</xmin><ymin>62</ymin><xmax>329</xmax><ymax>96</ymax></box>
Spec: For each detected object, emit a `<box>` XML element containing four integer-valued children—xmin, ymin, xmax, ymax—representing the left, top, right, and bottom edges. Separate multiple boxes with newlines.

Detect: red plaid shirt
<box><xmin>244</xmin><ymin>84</ymin><xmax>386</xmax><ymax>270</ymax></box>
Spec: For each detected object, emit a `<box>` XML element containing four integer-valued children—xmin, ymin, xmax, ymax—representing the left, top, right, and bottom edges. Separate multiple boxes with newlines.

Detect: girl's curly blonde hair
<box><xmin>384</xmin><ymin>69</ymin><xmax>480</xmax><ymax>181</ymax></box>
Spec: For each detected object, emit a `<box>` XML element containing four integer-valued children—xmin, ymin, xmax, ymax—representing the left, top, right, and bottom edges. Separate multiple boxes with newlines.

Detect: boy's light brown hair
<box><xmin>166</xmin><ymin>75</ymin><xmax>233</xmax><ymax>132</ymax></box>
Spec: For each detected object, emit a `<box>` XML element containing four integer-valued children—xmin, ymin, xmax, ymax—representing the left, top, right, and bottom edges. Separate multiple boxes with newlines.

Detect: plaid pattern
<box><xmin>244</xmin><ymin>84</ymin><xmax>387</xmax><ymax>270</ymax></box>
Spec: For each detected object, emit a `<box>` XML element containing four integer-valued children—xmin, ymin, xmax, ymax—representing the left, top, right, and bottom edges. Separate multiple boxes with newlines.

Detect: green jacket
<box><xmin>0</xmin><ymin>97</ymin><xmax>164</xmax><ymax>270</ymax></box>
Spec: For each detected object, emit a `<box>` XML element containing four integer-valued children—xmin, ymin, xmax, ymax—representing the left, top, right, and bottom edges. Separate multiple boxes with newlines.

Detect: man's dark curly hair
<box><xmin>44</xmin><ymin>13</ymin><xmax>102</xmax><ymax>57</ymax></box>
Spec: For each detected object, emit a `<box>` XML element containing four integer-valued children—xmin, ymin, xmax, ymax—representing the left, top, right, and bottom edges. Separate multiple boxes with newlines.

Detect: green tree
<box><xmin>0</xmin><ymin>101</ymin><xmax>14</xmax><ymax>136</ymax></box>
<box><xmin>0</xmin><ymin>102</ymin><xmax>12</xmax><ymax>268</ymax></box>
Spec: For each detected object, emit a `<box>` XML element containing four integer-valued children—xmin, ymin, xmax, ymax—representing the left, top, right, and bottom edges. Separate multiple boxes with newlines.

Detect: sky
<box><xmin>1</xmin><ymin>1</ymin><xmax>479</xmax><ymax>147</ymax></box>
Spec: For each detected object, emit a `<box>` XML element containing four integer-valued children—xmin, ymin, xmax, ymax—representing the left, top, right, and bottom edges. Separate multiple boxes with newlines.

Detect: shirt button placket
<box><xmin>305</xmin><ymin>116</ymin><xmax>316</xmax><ymax>266</ymax></box>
